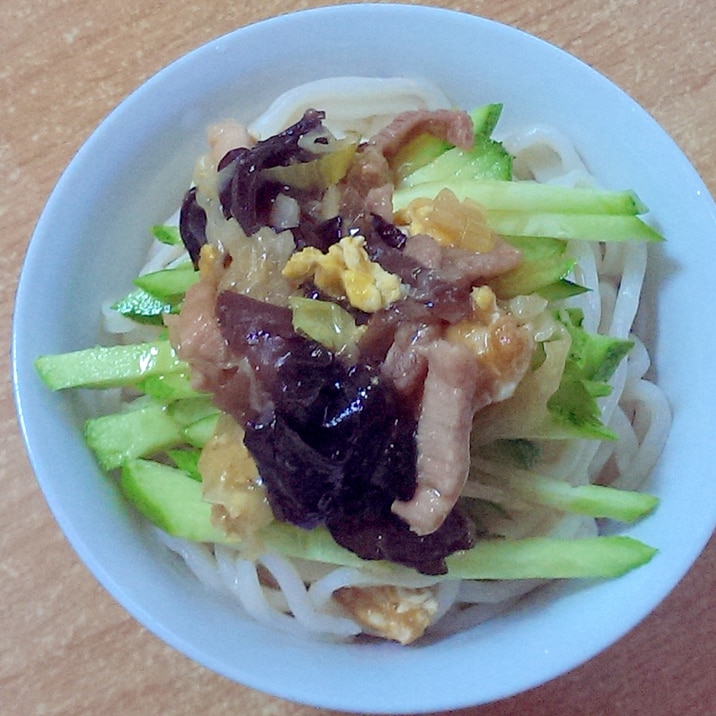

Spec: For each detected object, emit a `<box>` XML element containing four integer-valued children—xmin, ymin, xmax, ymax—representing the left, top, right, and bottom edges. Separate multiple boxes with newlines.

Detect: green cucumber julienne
<box><xmin>111</xmin><ymin>288</ymin><xmax>177</xmax><ymax>325</ymax></box>
<box><xmin>393</xmin><ymin>178</ymin><xmax>663</xmax><ymax>243</ymax></box>
<box><xmin>86</xmin><ymin>402</ymin><xmax>185</xmax><ymax>471</ymax></box>
<box><xmin>394</xmin><ymin>178</ymin><xmax>649</xmax><ymax>215</ymax></box>
<box><xmin>85</xmin><ymin>394</ymin><xmax>219</xmax><ymax>470</ymax></box>
<box><xmin>120</xmin><ymin>458</ymin><xmax>657</xmax><ymax>580</ymax></box>
<box><xmin>133</xmin><ymin>262</ymin><xmax>200</xmax><ymax>301</ymax></box>
<box><xmin>35</xmin><ymin>339</ymin><xmax>186</xmax><ymax>390</ymax></box>
<box><xmin>486</xmin><ymin>211</ymin><xmax>662</xmax><ymax>243</ymax></box>
<box><xmin>473</xmin><ymin>460</ymin><xmax>659</xmax><ymax>523</ymax></box>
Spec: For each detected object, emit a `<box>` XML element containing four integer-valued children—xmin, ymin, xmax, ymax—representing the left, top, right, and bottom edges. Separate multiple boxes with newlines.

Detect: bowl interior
<box><xmin>12</xmin><ymin>4</ymin><xmax>716</xmax><ymax>713</ymax></box>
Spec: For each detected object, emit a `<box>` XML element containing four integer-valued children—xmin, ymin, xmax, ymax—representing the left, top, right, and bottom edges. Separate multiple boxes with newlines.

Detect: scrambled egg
<box><xmin>334</xmin><ymin>585</ymin><xmax>438</xmax><ymax>644</ymax></box>
<box><xmin>282</xmin><ymin>235</ymin><xmax>405</xmax><ymax>313</ymax></box>
<box><xmin>199</xmin><ymin>414</ymin><xmax>274</xmax><ymax>543</ymax></box>
<box><xmin>445</xmin><ymin>285</ymin><xmax>535</xmax><ymax>403</ymax></box>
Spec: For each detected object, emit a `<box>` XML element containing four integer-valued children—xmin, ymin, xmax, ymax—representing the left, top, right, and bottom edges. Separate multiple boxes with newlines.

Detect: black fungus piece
<box><xmin>214</xmin><ymin>289</ymin><xmax>475</xmax><ymax>575</ymax></box>
<box><xmin>361</xmin><ymin>218</ymin><xmax>421</xmax><ymax>281</ymax></box>
<box><xmin>356</xmin><ymin>297</ymin><xmax>432</xmax><ymax>364</ymax></box>
<box><xmin>179</xmin><ymin>187</ymin><xmax>208</xmax><ymax>268</ymax></box>
<box><xmin>216</xmin><ymin>290</ymin><xmax>296</xmax><ymax>347</ymax></box>
<box><xmin>243</xmin><ymin>359</ymin><xmax>418</xmax><ymax>527</ymax></box>
<box><xmin>327</xmin><ymin>507</ymin><xmax>476</xmax><ymax>576</ymax></box>
<box><xmin>371</xmin><ymin>212</ymin><xmax>407</xmax><ymax>250</ymax></box>
<box><xmin>245</xmin><ymin>413</ymin><xmax>345</xmax><ymax>528</ymax></box>
<box><xmin>292</xmin><ymin>214</ymin><xmax>344</xmax><ymax>252</ymax></box>
<box><xmin>217</xmin><ymin>109</ymin><xmax>327</xmax><ymax>235</ymax></box>
<box><xmin>215</xmin><ymin>290</ymin><xmax>314</xmax><ymax>403</ymax></box>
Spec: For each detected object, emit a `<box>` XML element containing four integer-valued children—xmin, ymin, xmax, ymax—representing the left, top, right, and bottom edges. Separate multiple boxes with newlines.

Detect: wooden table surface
<box><xmin>2</xmin><ymin>1</ymin><xmax>714</xmax><ymax>714</ymax></box>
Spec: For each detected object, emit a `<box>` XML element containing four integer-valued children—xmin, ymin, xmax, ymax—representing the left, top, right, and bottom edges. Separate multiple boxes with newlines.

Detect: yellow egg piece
<box><xmin>282</xmin><ymin>235</ymin><xmax>404</xmax><ymax>313</ymax></box>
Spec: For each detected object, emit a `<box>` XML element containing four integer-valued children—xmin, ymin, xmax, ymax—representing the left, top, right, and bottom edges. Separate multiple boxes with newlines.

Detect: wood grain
<box><xmin>2</xmin><ymin>1</ymin><xmax>714</xmax><ymax>714</ymax></box>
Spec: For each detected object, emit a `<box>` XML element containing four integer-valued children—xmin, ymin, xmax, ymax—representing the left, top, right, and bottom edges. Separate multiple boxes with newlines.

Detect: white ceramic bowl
<box><xmin>12</xmin><ymin>4</ymin><xmax>716</xmax><ymax>713</ymax></box>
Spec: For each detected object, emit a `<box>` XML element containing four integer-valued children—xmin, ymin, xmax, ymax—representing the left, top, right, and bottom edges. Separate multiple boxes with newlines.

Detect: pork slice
<box><xmin>165</xmin><ymin>280</ymin><xmax>265</xmax><ymax>421</ymax></box>
<box><xmin>398</xmin><ymin>233</ymin><xmax>522</xmax><ymax>324</ymax></box>
<box><xmin>441</xmin><ymin>241</ymin><xmax>523</xmax><ymax>283</ymax></box>
<box><xmin>381</xmin><ymin>322</ymin><xmax>440</xmax><ymax>400</ymax></box>
<box><xmin>404</xmin><ymin>233</ymin><xmax>523</xmax><ymax>284</ymax></box>
<box><xmin>391</xmin><ymin>339</ymin><xmax>478</xmax><ymax>536</ymax></box>
<box><xmin>165</xmin><ymin>280</ymin><xmax>232</xmax><ymax>392</ymax></box>
<box><xmin>340</xmin><ymin>150</ymin><xmax>394</xmax><ymax>226</ymax></box>
<box><xmin>364</xmin><ymin>184</ymin><xmax>395</xmax><ymax>223</ymax></box>
<box><xmin>340</xmin><ymin>109</ymin><xmax>475</xmax><ymax>228</ymax></box>
<box><xmin>369</xmin><ymin>109</ymin><xmax>474</xmax><ymax>157</ymax></box>
<box><xmin>402</xmin><ymin>233</ymin><xmax>443</xmax><ymax>269</ymax></box>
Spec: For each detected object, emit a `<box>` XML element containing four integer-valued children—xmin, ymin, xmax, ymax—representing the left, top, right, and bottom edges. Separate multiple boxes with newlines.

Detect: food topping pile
<box><xmin>169</xmin><ymin>107</ymin><xmax>568</xmax><ymax>574</ymax></box>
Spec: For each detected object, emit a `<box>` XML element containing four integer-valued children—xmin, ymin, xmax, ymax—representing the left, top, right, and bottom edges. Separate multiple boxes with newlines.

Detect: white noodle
<box><xmin>501</xmin><ymin>124</ymin><xmax>597</xmax><ymax>187</ymax></box>
<box><xmin>249</xmin><ymin>76</ymin><xmax>453</xmax><ymax>141</ymax></box>
<box><xmin>213</xmin><ymin>545</ymin><xmax>309</xmax><ymax>637</ymax></box>
<box><xmin>258</xmin><ymin>553</ymin><xmax>361</xmax><ymax>638</ymax></box>
<box><xmin>608</xmin><ymin>242</ymin><xmax>647</xmax><ymax>339</ymax></box>
<box><xmin>565</xmin><ymin>239</ymin><xmax>601</xmax><ymax>333</ymax></box>
<box><xmin>612</xmin><ymin>379</ymin><xmax>672</xmax><ymax>491</ymax></box>
<box><xmin>626</xmin><ymin>335</ymin><xmax>651</xmax><ymax>382</ymax></box>
<box><xmin>155</xmin><ymin>528</ymin><xmax>229</xmax><ymax>594</ymax></box>
<box><xmin>428</xmin><ymin>594</ymin><xmax>526</xmax><ymax>636</ymax></box>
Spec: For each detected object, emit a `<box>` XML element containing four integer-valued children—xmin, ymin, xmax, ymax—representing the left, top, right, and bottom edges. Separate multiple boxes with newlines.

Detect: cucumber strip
<box><xmin>469</xmin><ymin>103</ymin><xmax>503</xmax><ymax>136</ymax></box>
<box><xmin>85</xmin><ymin>403</ymin><xmax>184</xmax><ymax>470</ymax></box>
<box><xmin>493</xmin><ymin>235</ymin><xmax>589</xmax><ymax>299</ymax></box>
<box><xmin>151</xmin><ymin>225</ymin><xmax>182</xmax><ymax>246</ymax></box>
<box><xmin>476</xmin><ymin>464</ymin><xmax>658</xmax><ymax>522</ymax></box>
<box><xmin>167</xmin><ymin>396</ymin><xmax>219</xmax><ymax>427</ymax></box>
<box><xmin>261</xmin><ymin>522</ymin><xmax>368</xmax><ymax>568</ymax></box>
<box><xmin>486</xmin><ymin>211</ymin><xmax>663</xmax><ymax>243</ymax></box>
<box><xmin>262</xmin><ymin>523</ymin><xmax>656</xmax><ymax>579</ymax></box>
<box><xmin>137</xmin><ymin>372</ymin><xmax>207</xmax><ymax>402</ymax></box>
<box><xmin>444</xmin><ymin>536</ymin><xmax>657</xmax><ymax>579</ymax></box>
<box><xmin>399</xmin><ymin>136</ymin><xmax>512</xmax><ymax>187</ymax></box>
<box><xmin>391</xmin><ymin>134</ymin><xmax>452</xmax><ymax>182</ymax></box>
<box><xmin>111</xmin><ymin>288</ymin><xmax>178</xmax><ymax>324</ymax></box>
<box><xmin>394</xmin><ymin>178</ymin><xmax>649</xmax><ymax>215</ymax></box>
<box><xmin>392</xmin><ymin>104</ymin><xmax>504</xmax><ymax>182</ymax></box>
<box><xmin>120</xmin><ymin>460</ymin><xmax>657</xmax><ymax>580</ymax></box>
<box><xmin>167</xmin><ymin>448</ymin><xmax>203</xmax><ymax>481</ymax></box>
<box><xmin>503</xmin><ymin>234</ymin><xmax>568</xmax><ymax>261</ymax></box>
<box><xmin>35</xmin><ymin>340</ymin><xmax>186</xmax><ymax>390</ymax></box>
<box><xmin>492</xmin><ymin>254</ymin><xmax>578</xmax><ymax>299</ymax></box>
<box><xmin>183</xmin><ymin>413</ymin><xmax>220</xmax><ymax>448</ymax></box>
<box><xmin>120</xmin><ymin>459</ymin><xmax>233</xmax><ymax>543</ymax></box>
<box><xmin>536</xmin><ymin>279</ymin><xmax>588</xmax><ymax>301</ymax></box>
<box><xmin>134</xmin><ymin>263</ymin><xmax>199</xmax><ymax>301</ymax></box>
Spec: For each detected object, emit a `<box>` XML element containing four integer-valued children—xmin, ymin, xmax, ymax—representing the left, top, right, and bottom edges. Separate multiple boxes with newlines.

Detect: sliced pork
<box><xmin>165</xmin><ymin>280</ymin><xmax>231</xmax><ymax>392</ymax></box>
<box><xmin>340</xmin><ymin>108</ymin><xmax>475</xmax><ymax>226</ymax></box>
<box><xmin>389</xmin><ymin>298</ymin><xmax>534</xmax><ymax>536</ymax></box>
<box><xmin>404</xmin><ymin>232</ymin><xmax>523</xmax><ymax>284</ymax></box>
<box><xmin>368</xmin><ymin>109</ymin><xmax>474</xmax><ymax>157</ymax></box>
<box><xmin>391</xmin><ymin>339</ymin><xmax>477</xmax><ymax>536</ymax></box>
<box><xmin>164</xmin><ymin>281</ymin><xmax>264</xmax><ymax>422</ymax></box>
